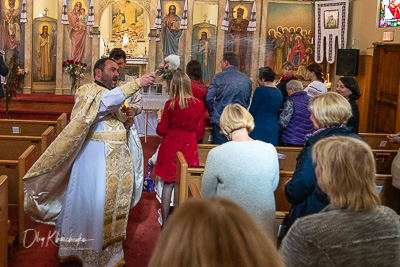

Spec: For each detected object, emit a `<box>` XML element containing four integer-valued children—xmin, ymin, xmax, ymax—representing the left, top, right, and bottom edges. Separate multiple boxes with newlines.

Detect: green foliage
<box><xmin>5</xmin><ymin>54</ymin><xmax>25</xmax><ymax>103</ymax></box>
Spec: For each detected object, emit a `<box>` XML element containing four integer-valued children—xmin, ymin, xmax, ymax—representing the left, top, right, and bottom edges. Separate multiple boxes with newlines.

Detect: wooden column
<box><xmin>56</xmin><ymin>0</ymin><xmax>65</xmax><ymax>95</ymax></box>
<box><xmin>148</xmin><ymin>1</ymin><xmax>157</xmax><ymax>72</ymax></box>
<box><xmin>91</xmin><ymin>4</ymin><xmax>101</xmax><ymax>83</ymax></box>
<box><xmin>249</xmin><ymin>0</ymin><xmax>262</xmax><ymax>91</ymax></box>
<box><xmin>183</xmin><ymin>0</ymin><xmax>195</xmax><ymax>67</ymax></box>
<box><xmin>23</xmin><ymin>0</ymin><xmax>33</xmax><ymax>94</ymax></box>
<box><xmin>215</xmin><ymin>0</ymin><xmax>227</xmax><ymax>74</ymax></box>
<box><xmin>258</xmin><ymin>0</ymin><xmax>268</xmax><ymax>70</ymax></box>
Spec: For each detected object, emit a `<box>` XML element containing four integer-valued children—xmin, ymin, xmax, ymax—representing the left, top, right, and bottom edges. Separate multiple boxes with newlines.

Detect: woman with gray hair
<box><xmin>280</xmin><ymin>136</ymin><xmax>400</xmax><ymax>266</ymax></box>
<box><xmin>202</xmin><ymin>103</ymin><xmax>279</xmax><ymax>238</ymax></box>
<box><xmin>279</xmin><ymin>80</ymin><xmax>314</xmax><ymax>146</ymax></box>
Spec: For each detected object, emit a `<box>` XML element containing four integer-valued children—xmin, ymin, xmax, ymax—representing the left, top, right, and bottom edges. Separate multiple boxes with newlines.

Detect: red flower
<box><xmin>75</xmin><ymin>61</ymin><xmax>79</xmax><ymax>65</ymax></box>
<box><xmin>62</xmin><ymin>62</ymin><xmax>66</xmax><ymax>67</ymax></box>
<box><xmin>83</xmin><ymin>63</ymin><xmax>87</xmax><ymax>67</ymax></box>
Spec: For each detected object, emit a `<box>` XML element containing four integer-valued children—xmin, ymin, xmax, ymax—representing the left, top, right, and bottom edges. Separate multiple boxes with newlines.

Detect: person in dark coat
<box><xmin>0</xmin><ymin>49</ymin><xmax>9</xmax><ymax>100</ymax></box>
<box><xmin>285</xmin><ymin>92</ymin><xmax>361</xmax><ymax>229</ymax></box>
<box><xmin>249</xmin><ymin>67</ymin><xmax>283</xmax><ymax>146</ymax></box>
<box><xmin>279</xmin><ymin>80</ymin><xmax>314</xmax><ymax>146</ymax></box>
<box><xmin>336</xmin><ymin>77</ymin><xmax>361</xmax><ymax>133</ymax></box>
<box><xmin>275</xmin><ymin>61</ymin><xmax>298</xmax><ymax>107</ymax></box>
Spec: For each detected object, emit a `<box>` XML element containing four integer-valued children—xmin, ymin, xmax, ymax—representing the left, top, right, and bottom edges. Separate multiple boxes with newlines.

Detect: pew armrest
<box><xmin>57</xmin><ymin>113</ymin><xmax>68</xmax><ymax>135</ymax></box>
<box><xmin>188</xmin><ymin>184</ymin><xmax>202</xmax><ymax>198</ymax></box>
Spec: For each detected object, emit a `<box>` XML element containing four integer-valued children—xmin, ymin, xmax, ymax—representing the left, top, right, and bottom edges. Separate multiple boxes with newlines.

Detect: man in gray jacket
<box><xmin>206</xmin><ymin>52</ymin><xmax>252</xmax><ymax>144</ymax></box>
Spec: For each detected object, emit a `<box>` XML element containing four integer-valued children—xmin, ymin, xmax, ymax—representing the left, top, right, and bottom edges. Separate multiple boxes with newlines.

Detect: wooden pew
<box><xmin>376</xmin><ymin>174</ymin><xmax>398</xmax><ymax>211</ymax></box>
<box><xmin>276</xmin><ymin>147</ymin><xmax>301</xmax><ymax>172</ymax></box>
<box><xmin>373</xmin><ymin>149</ymin><xmax>398</xmax><ymax>174</ymax></box>
<box><xmin>0</xmin><ymin>175</ymin><xmax>8</xmax><ymax>267</ymax></box>
<box><xmin>201</xmin><ymin>126</ymin><xmax>213</xmax><ymax>144</ymax></box>
<box><xmin>188</xmin><ymin>183</ymin><xmax>202</xmax><ymax>198</ymax></box>
<box><xmin>198</xmin><ymin>144</ymin><xmax>218</xmax><ymax>166</ymax></box>
<box><xmin>0</xmin><ymin>126</ymin><xmax>55</xmax><ymax>159</ymax></box>
<box><xmin>360</xmin><ymin>133</ymin><xmax>399</xmax><ymax>150</ymax></box>
<box><xmin>0</xmin><ymin>146</ymin><xmax>37</xmax><ymax>244</ymax></box>
<box><xmin>275</xmin><ymin>171</ymin><xmax>293</xmax><ymax>212</ymax></box>
<box><xmin>198</xmin><ymin>144</ymin><xmax>301</xmax><ymax>171</ymax></box>
<box><xmin>176</xmin><ymin>151</ymin><xmax>294</xmax><ymax>212</ymax></box>
<box><xmin>0</xmin><ymin>113</ymin><xmax>67</xmax><ymax>136</ymax></box>
<box><xmin>175</xmin><ymin>151</ymin><xmax>205</xmax><ymax>206</ymax></box>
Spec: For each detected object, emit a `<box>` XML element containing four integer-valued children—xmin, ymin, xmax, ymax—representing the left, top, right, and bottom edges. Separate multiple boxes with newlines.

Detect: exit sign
<box><xmin>383</xmin><ymin>31</ymin><xmax>394</xmax><ymax>42</ymax></box>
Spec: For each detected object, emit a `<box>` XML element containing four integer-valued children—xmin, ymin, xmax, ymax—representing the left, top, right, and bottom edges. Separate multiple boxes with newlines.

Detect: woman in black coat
<box><xmin>276</xmin><ymin>61</ymin><xmax>298</xmax><ymax>106</ymax></box>
<box><xmin>336</xmin><ymin>77</ymin><xmax>361</xmax><ymax>133</ymax></box>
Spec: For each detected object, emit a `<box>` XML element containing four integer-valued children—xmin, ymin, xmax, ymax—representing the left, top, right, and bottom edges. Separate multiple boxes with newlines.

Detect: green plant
<box><xmin>5</xmin><ymin>54</ymin><xmax>26</xmax><ymax>103</ymax></box>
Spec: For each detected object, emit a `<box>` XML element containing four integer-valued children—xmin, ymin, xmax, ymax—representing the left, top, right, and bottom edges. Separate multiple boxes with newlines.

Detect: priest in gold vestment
<box><xmin>23</xmin><ymin>58</ymin><xmax>155</xmax><ymax>266</ymax></box>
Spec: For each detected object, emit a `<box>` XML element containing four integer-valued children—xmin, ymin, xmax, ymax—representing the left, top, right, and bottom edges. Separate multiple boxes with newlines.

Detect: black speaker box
<box><xmin>336</xmin><ymin>49</ymin><xmax>360</xmax><ymax>76</ymax></box>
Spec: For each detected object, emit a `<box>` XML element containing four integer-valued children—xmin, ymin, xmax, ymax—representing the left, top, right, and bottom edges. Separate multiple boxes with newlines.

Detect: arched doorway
<box><xmin>100</xmin><ymin>0</ymin><xmax>150</xmax><ymax>77</ymax></box>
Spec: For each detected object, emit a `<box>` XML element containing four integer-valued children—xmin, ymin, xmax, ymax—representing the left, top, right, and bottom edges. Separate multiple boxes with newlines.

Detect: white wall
<box><xmin>33</xmin><ymin>0</ymin><xmax>58</xmax><ymax>19</ymax></box>
<box><xmin>348</xmin><ymin>0</ymin><xmax>400</xmax><ymax>55</ymax></box>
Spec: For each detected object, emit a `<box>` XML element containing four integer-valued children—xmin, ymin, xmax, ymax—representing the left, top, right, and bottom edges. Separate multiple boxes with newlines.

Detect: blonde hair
<box><xmin>219</xmin><ymin>103</ymin><xmax>255</xmax><ymax>136</ymax></box>
<box><xmin>169</xmin><ymin>71</ymin><xmax>193</xmax><ymax>110</ymax></box>
<box><xmin>312</xmin><ymin>136</ymin><xmax>380</xmax><ymax>212</ymax></box>
<box><xmin>282</xmin><ymin>61</ymin><xmax>294</xmax><ymax>70</ymax></box>
<box><xmin>309</xmin><ymin>92</ymin><xmax>352</xmax><ymax>128</ymax></box>
<box><xmin>148</xmin><ymin>197</ymin><xmax>285</xmax><ymax>267</ymax></box>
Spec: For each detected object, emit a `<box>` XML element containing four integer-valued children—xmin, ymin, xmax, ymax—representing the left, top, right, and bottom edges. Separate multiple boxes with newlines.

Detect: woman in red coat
<box><xmin>186</xmin><ymin>60</ymin><xmax>208</xmax><ymax>108</ymax></box>
<box><xmin>156</xmin><ymin>71</ymin><xmax>205</xmax><ymax>225</ymax></box>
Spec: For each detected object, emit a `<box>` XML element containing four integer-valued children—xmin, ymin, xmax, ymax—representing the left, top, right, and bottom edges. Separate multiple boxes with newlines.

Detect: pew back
<box><xmin>276</xmin><ymin>171</ymin><xmax>293</xmax><ymax>212</ymax></box>
<box><xmin>0</xmin><ymin>126</ymin><xmax>55</xmax><ymax>160</ymax></box>
<box><xmin>360</xmin><ymin>133</ymin><xmax>399</xmax><ymax>150</ymax></box>
<box><xmin>198</xmin><ymin>144</ymin><xmax>301</xmax><ymax>172</ymax></box>
<box><xmin>178</xmin><ymin>151</ymin><xmax>398</xmax><ymax>215</ymax></box>
<box><xmin>373</xmin><ymin>149</ymin><xmax>398</xmax><ymax>174</ymax></box>
<box><xmin>0</xmin><ymin>175</ymin><xmax>8</xmax><ymax>267</ymax></box>
<box><xmin>276</xmin><ymin>147</ymin><xmax>301</xmax><ymax>172</ymax></box>
<box><xmin>202</xmin><ymin>126</ymin><xmax>213</xmax><ymax>144</ymax></box>
<box><xmin>176</xmin><ymin>151</ymin><xmax>294</xmax><ymax>212</ymax></box>
<box><xmin>0</xmin><ymin>113</ymin><xmax>67</xmax><ymax>136</ymax></box>
<box><xmin>198</xmin><ymin>144</ymin><xmax>218</xmax><ymax>166</ymax></box>
<box><xmin>175</xmin><ymin>151</ymin><xmax>205</xmax><ymax>206</ymax></box>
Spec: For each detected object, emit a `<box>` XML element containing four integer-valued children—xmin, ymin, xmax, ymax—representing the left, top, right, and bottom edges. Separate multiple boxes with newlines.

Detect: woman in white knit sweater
<box><xmin>201</xmin><ymin>103</ymin><xmax>279</xmax><ymax>239</ymax></box>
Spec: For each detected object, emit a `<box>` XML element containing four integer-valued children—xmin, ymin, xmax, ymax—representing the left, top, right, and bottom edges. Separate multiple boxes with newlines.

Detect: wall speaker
<box><xmin>336</xmin><ymin>49</ymin><xmax>360</xmax><ymax>76</ymax></box>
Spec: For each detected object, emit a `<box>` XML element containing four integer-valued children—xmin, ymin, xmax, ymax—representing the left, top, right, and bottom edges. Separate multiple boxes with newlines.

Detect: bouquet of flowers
<box><xmin>155</xmin><ymin>55</ymin><xmax>181</xmax><ymax>92</ymax></box>
<box><xmin>5</xmin><ymin>54</ymin><xmax>27</xmax><ymax>101</ymax></box>
<box><xmin>157</xmin><ymin>67</ymin><xmax>173</xmax><ymax>85</ymax></box>
<box><xmin>62</xmin><ymin>60</ymin><xmax>87</xmax><ymax>91</ymax></box>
